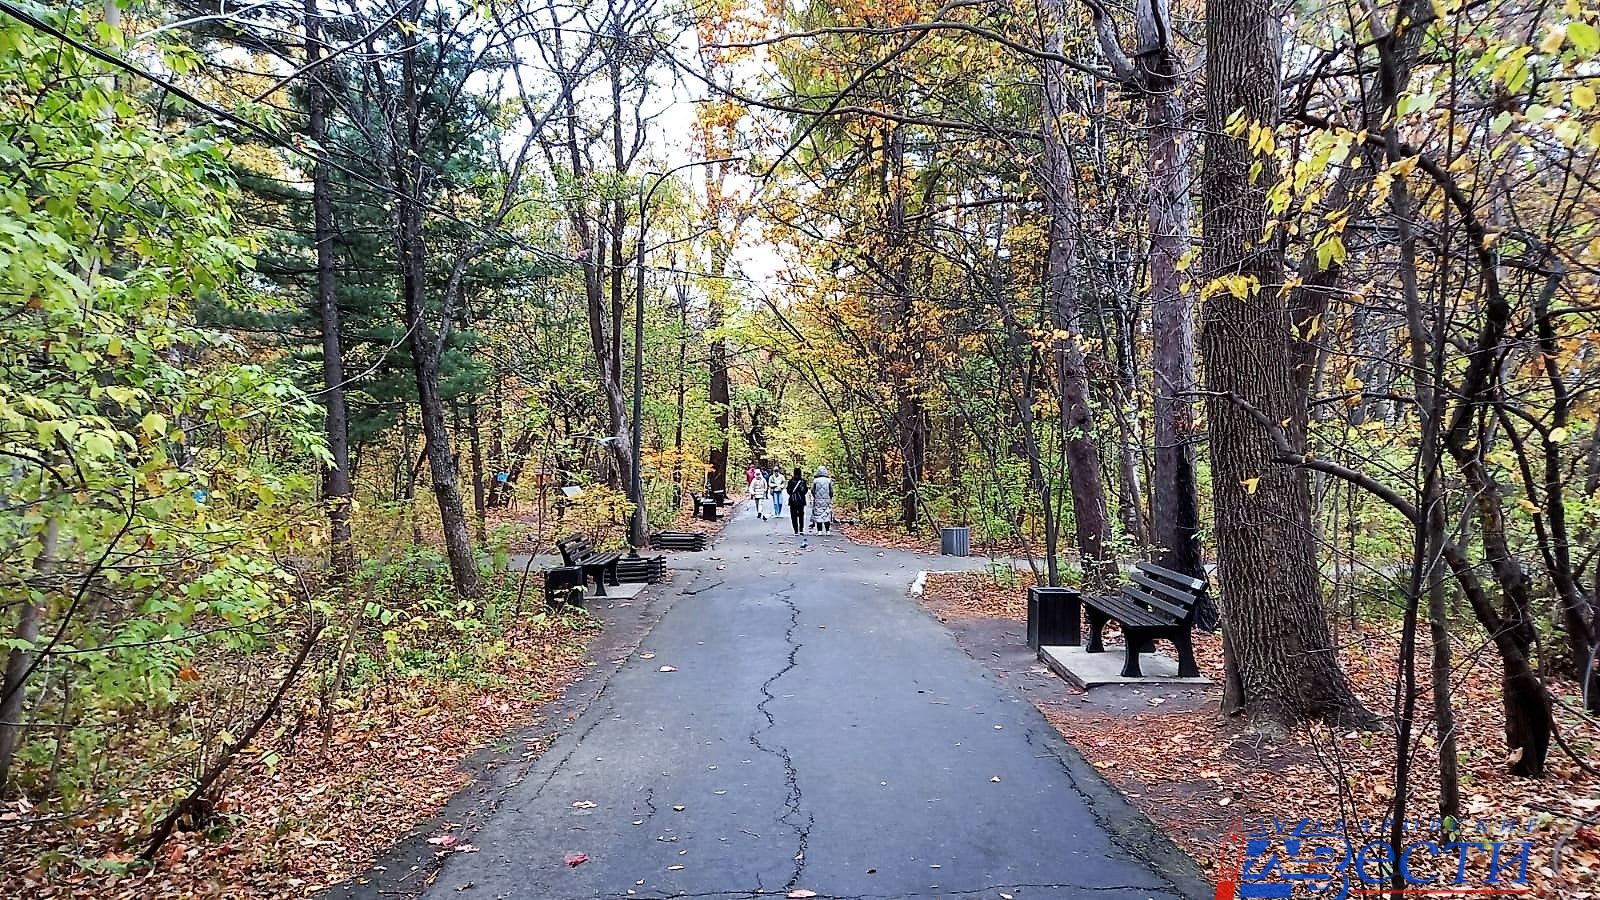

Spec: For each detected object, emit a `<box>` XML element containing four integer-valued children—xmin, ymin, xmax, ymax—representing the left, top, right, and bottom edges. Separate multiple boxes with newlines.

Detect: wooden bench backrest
<box><xmin>558</xmin><ymin>534</ymin><xmax>598</xmax><ymax>561</ymax></box>
<box><xmin>1122</xmin><ymin>562</ymin><xmax>1208</xmax><ymax>626</ymax></box>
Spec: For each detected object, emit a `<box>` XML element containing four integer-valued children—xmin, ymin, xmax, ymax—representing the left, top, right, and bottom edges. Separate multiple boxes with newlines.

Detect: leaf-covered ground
<box><xmin>920</xmin><ymin>572</ymin><xmax>1600</xmax><ymax>899</ymax></box>
<box><xmin>2</xmin><ymin>611</ymin><xmax>601</xmax><ymax>899</ymax></box>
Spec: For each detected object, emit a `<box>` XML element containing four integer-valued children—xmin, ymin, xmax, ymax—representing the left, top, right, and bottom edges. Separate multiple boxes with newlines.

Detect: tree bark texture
<box><xmin>1200</xmin><ymin>0</ymin><xmax>1369</xmax><ymax>726</ymax></box>
<box><xmin>396</xmin><ymin>9</ymin><xmax>480</xmax><ymax>598</ymax></box>
<box><xmin>305</xmin><ymin>0</ymin><xmax>354</xmax><ymax>582</ymax></box>
<box><xmin>1042</xmin><ymin>4</ymin><xmax>1113</xmax><ymax>586</ymax></box>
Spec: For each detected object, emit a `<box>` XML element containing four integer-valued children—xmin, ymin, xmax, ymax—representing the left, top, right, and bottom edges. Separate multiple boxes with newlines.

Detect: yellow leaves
<box><xmin>1201</xmin><ymin>274</ymin><xmax>1258</xmax><ymax>301</ymax></box>
<box><xmin>1241</xmin><ymin>477</ymin><xmax>1261</xmax><ymax>495</ymax></box>
<box><xmin>1492</xmin><ymin>46</ymin><xmax>1534</xmax><ymax>93</ymax></box>
<box><xmin>1246</xmin><ymin>121</ymin><xmax>1276</xmax><ymax>156</ymax></box>
<box><xmin>1550</xmin><ymin>426</ymin><xmax>1569</xmax><ymax>444</ymax></box>
<box><xmin>1541</xmin><ymin>24</ymin><xmax>1569</xmax><ymax>55</ymax></box>
<box><xmin>1315</xmin><ymin>233</ymin><xmax>1347</xmax><ymax>271</ymax></box>
<box><xmin>1574</xmin><ymin>83</ymin><xmax>1597</xmax><ymax>110</ymax></box>
<box><xmin>140</xmin><ymin>412</ymin><xmax>168</xmax><ymax>439</ymax></box>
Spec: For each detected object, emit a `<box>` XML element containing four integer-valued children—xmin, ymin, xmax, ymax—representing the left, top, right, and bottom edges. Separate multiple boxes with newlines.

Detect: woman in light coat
<box><xmin>750</xmin><ymin>468</ymin><xmax>772</xmax><ymax>520</ymax></box>
<box><xmin>809</xmin><ymin>466</ymin><xmax>834</xmax><ymax>533</ymax></box>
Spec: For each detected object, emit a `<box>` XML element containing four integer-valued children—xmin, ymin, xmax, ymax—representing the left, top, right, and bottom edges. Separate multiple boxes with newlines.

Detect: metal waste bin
<box><xmin>939</xmin><ymin>526</ymin><xmax>970</xmax><ymax>556</ymax></box>
<box><xmin>1027</xmin><ymin>586</ymin><xmax>1082</xmax><ymax>649</ymax></box>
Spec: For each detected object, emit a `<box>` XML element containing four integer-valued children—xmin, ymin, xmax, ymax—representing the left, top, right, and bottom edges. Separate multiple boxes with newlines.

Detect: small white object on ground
<box><xmin>909</xmin><ymin>570</ymin><xmax>928</xmax><ymax>597</ymax></box>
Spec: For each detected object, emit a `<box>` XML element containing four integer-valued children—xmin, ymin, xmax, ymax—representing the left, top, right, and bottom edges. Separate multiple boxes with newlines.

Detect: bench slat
<box><xmin>1120</xmin><ymin>586</ymin><xmax>1188</xmax><ymax>622</ymax></box>
<box><xmin>1088</xmin><ymin>594</ymin><xmax>1168</xmax><ymax>628</ymax></box>
<box><xmin>1134</xmin><ymin>562</ymin><xmax>1206</xmax><ymax>591</ymax></box>
<box><xmin>1127</xmin><ymin>572</ymin><xmax>1202</xmax><ymax>610</ymax></box>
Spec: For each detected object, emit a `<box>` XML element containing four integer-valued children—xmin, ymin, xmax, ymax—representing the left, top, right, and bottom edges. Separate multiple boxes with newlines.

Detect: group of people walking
<box><xmin>745</xmin><ymin>464</ymin><xmax>834</xmax><ymax>535</ymax></box>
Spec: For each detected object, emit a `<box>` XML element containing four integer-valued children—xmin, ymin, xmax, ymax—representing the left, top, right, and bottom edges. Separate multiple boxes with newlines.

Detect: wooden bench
<box><xmin>1083</xmin><ymin>562</ymin><xmax>1207</xmax><ymax>678</ymax></box>
<box><xmin>556</xmin><ymin>534</ymin><xmax>621</xmax><ymax>597</ymax></box>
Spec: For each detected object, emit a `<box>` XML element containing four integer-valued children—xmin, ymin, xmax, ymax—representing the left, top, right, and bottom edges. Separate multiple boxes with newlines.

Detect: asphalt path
<box><xmin>418</xmin><ymin>506</ymin><xmax>1205</xmax><ymax>900</ymax></box>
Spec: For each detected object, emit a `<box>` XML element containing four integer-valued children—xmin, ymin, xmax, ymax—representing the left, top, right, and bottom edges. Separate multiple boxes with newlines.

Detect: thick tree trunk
<box><xmin>1200</xmin><ymin>0</ymin><xmax>1369</xmax><ymax>727</ymax></box>
<box><xmin>1042</xmin><ymin>7</ymin><xmax>1113</xmax><ymax>587</ymax></box>
<box><xmin>305</xmin><ymin>0</ymin><xmax>353</xmax><ymax>582</ymax></box>
<box><xmin>899</xmin><ymin>394</ymin><xmax>926</xmax><ymax>531</ymax></box>
<box><xmin>708</xmin><ymin>311</ymin><xmax>730</xmax><ymax>497</ymax></box>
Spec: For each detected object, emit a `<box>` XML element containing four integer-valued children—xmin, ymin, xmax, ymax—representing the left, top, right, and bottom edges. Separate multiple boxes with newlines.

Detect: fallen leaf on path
<box><xmin>639</xmin><ymin>653</ymin><xmax>655</xmax><ymax>659</ymax></box>
<box><xmin>428</xmin><ymin>835</ymin><xmax>459</xmax><ymax>848</ymax></box>
<box><xmin>787</xmin><ymin>891</ymin><xmax>818</xmax><ymax>899</ymax></box>
<box><xmin>572</xmin><ymin>801</ymin><xmax>596</xmax><ymax>809</ymax></box>
<box><xmin>564</xmin><ymin>852</ymin><xmax>589</xmax><ymax>867</ymax></box>
<box><xmin>667</xmin><ymin>864</ymin><xmax>684</xmax><ymax>870</ymax></box>
<box><xmin>659</xmin><ymin>666</ymin><xmax>677</xmax><ymax>672</ymax></box>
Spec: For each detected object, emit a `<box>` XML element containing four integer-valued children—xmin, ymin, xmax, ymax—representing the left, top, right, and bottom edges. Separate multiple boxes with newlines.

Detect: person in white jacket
<box><xmin>750</xmin><ymin>467</ymin><xmax>772</xmax><ymax>520</ymax></box>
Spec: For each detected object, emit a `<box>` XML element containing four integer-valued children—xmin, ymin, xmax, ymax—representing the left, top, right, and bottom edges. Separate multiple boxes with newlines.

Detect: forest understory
<box><xmin>1</xmin><ymin>515</ymin><xmax>602</xmax><ymax>899</ymax></box>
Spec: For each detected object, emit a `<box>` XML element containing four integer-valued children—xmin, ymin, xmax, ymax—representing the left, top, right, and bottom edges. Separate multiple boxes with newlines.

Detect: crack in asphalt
<box><xmin>747</xmin><ymin>580</ymin><xmax>813</xmax><ymax>892</ymax></box>
<box><xmin>640</xmin><ymin>783</ymin><xmax>658</xmax><ymax>822</ymax></box>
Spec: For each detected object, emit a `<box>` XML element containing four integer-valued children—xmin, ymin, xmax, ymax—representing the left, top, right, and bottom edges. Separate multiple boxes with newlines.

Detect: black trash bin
<box><xmin>939</xmin><ymin>526</ymin><xmax>970</xmax><ymax>557</ymax></box>
<box><xmin>1027</xmin><ymin>586</ymin><xmax>1082</xmax><ymax>649</ymax></box>
<box><xmin>697</xmin><ymin>497</ymin><xmax>720</xmax><ymax>520</ymax></box>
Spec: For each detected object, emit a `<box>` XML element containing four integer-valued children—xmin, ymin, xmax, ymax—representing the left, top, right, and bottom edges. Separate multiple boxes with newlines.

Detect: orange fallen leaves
<box><xmin>921</xmin><ymin>573</ymin><xmax>1600</xmax><ymax>899</ymax></box>
<box><xmin>3</xmin><ymin>613</ymin><xmax>601</xmax><ymax>900</ymax></box>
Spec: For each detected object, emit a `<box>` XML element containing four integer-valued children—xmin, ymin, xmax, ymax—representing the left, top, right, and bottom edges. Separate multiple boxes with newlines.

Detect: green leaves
<box><xmin>0</xmin><ymin>4</ymin><xmax>327</xmax><ymax>806</ymax></box>
<box><xmin>1570</xmin><ymin>21</ymin><xmax>1600</xmax><ymax>55</ymax></box>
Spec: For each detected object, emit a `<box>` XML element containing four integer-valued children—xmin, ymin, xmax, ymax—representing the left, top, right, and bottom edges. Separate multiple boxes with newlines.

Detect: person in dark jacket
<box><xmin>785</xmin><ymin>467</ymin><xmax>808</xmax><ymax>536</ymax></box>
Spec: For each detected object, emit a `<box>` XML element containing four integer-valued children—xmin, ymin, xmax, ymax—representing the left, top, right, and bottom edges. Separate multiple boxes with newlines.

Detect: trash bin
<box><xmin>1027</xmin><ymin>586</ymin><xmax>1082</xmax><ymax>649</ymax></box>
<box><xmin>697</xmin><ymin>498</ymin><xmax>720</xmax><ymax>521</ymax></box>
<box><xmin>939</xmin><ymin>526</ymin><xmax>970</xmax><ymax>557</ymax></box>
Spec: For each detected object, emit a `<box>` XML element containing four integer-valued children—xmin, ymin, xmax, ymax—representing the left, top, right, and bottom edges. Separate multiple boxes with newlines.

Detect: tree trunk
<box><xmin>1143</xmin><ymin>37</ymin><xmax>1202</xmax><ymax>580</ymax></box>
<box><xmin>396</xmin><ymin>9</ymin><xmax>479</xmax><ymax>598</ymax></box>
<box><xmin>1043</xmin><ymin>5</ymin><xmax>1113</xmax><ymax>587</ymax></box>
<box><xmin>498</xmin><ymin>424</ymin><xmax>536</xmax><ymax>507</ymax></box>
<box><xmin>0</xmin><ymin>520</ymin><xmax>53</xmax><ymax>793</ymax></box>
<box><xmin>467</xmin><ymin>397</ymin><xmax>487</xmax><ymax>544</ymax></box>
<box><xmin>1200</xmin><ymin>0</ymin><xmax>1370</xmax><ymax>727</ymax></box>
<box><xmin>708</xmin><ymin>322</ymin><xmax>730</xmax><ymax>496</ymax></box>
<box><xmin>672</xmin><ymin>294</ymin><xmax>688</xmax><ymax>508</ymax></box>
<box><xmin>305</xmin><ymin>0</ymin><xmax>353</xmax><ymax>582</ymax></box>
